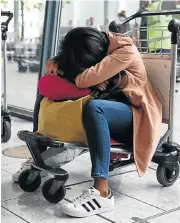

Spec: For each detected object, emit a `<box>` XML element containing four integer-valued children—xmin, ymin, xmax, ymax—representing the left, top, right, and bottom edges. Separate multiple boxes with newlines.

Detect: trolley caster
<box><xmin>156</xmin><ymin>163</ymin><xmax>180</xmax><ymax>187</ymax></box>
<box><xmin>42</xmin><ymin>178</ymin><xmax>66</xmax><ymax>203</ymax></box>
<box><xmin>1</xmin><ymin>120</ymin><xmax>11</xmax><ymax>142</ymax></box>
<box><xmin>18</xmin><ymin>169</ymin><xmax>41</xmax><ymax>192</ymax></box>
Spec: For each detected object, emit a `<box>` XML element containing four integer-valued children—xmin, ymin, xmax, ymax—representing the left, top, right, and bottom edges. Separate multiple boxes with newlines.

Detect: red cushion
<box><xmin>110</xmin><ymin>139</ymin><xmax>120</xmax><ymax>145</ymax></box>
<box><xmin>110</xmin><ymin>153</ymin><xmax>129</xmax><ymax>161</ymax></box>
<box><xmin>38</xmin><ymin>74</ymin><xmax>91</xmax><ymax>100</ymax></box>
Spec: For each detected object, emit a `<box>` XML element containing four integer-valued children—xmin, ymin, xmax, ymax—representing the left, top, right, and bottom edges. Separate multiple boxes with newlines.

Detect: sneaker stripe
<box><xmin>87</xmin><ymin>201</ymin><xmax>96</xmax><ymax>210</ymax></box>
<box><xmin>108</xmin><ymin>193</ymin><xmax>113</xmax><ymax>199</ymax></box>
<box><xmin>92</xmin><ymin>198</ymin><xmax>101</xmax><ymax>209</ymax></box>
<box><xmin>82</xmin><ymin>204</ymin><xmax>90</xmax><ymax>212</ymax></box>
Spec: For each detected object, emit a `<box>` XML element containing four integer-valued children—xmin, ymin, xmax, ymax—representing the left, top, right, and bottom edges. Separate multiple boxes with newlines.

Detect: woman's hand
<box><xmin>95</xmin><ymin>81</ymin><xmax>109</xmax><ymax>91</ymax></box>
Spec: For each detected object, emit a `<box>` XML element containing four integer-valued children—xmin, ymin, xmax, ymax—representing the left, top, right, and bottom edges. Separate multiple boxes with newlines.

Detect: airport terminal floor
<box><xmin>1</xmin><ymin>86</ymin><xmax>180</xmax><ymax>222</ymax></box>
<box><xmin>1</xmin><ymin>0</ymin><xmax>180</xmax><ymax>222</ymax></box>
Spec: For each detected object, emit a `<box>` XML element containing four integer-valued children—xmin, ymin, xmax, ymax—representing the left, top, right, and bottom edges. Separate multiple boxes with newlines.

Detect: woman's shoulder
<box><xmin>107</xmin><ymin>32</ymin><xmax>134</xmax><ymax>54</ymax></box>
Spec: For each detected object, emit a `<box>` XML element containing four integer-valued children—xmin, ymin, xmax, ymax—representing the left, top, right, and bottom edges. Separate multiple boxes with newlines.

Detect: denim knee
<box><xmin>83</xmin><ymin>100</ymin><xmax>103</xmax><ymax>124</ymax></box>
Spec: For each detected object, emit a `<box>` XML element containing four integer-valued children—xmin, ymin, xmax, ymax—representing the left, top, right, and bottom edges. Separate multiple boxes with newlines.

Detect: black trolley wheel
<box><xmin>42</xmin><ymin>178</ymin><xmax>66</xmax><ymax>203</ymax></box>
<box><xmin>1</xmin><ymin>120</ymin><xmax>11</xmax><ymax>142</ymax></box>
<box><xmin>18</xmin><ymin>169</ymin><xmax>41</xmax><ymax>192</ymax></box>
<box><xmin>156</xmin><ymin>163</ymin><xmax>180</xmax><ymax>187</ymax></box>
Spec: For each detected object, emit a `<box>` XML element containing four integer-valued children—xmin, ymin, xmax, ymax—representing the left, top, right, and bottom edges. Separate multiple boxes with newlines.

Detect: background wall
<box><xmin>60</xmin><ymin>0</ymin><xmax>140</xmax><ymax>26</ymax></box>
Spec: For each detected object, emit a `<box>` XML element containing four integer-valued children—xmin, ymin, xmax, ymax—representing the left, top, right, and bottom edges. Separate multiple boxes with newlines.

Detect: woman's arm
<box><xmin>75</xmin><ymin>45</ymin><xmax>135</xmax><ymax>88</ymax></box>
<box><xmin>38</xmin><ymin>75</ymin><xmax>91</xmax><ymax>100</ymax></box>
<box><xmin>45</xmin><ymin>57</ymin><xmax>58</xmax><ymax>74</ymax></box>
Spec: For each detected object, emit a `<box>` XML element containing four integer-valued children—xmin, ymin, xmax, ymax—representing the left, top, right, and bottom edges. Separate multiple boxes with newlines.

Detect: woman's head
<box><xmin>54</xmin><ymin>27</ymin><xmax>109</xmax><ymax>82</ymax></box>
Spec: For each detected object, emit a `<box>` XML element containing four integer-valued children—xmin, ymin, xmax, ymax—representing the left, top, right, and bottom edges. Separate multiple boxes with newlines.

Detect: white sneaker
<box><xmin>12</xmin><ymin>158</ymin><xmax>48</xmax><ymax>182</ymax></box>
<box><xmin>60</xmin><ymin>187</ymin><xmax>114</xmax><ymax>218</ymax></box>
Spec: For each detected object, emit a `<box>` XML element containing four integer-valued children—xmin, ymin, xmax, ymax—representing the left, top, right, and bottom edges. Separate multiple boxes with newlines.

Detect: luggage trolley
<box><xmin>1</xmin><ymin>11</ymin><xmax>13</xmax><ymax>142</ymax></box>
<box><xmin>17</xmin><ymin>10</ymin><xmax>180</xmax><ymax>204</ymax></box>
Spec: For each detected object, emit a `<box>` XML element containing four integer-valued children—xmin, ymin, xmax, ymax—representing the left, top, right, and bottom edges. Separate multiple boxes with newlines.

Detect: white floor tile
<box><xmin>100</xmin><ymin>191</ymin><xmax>163</xmax><ymax>223</ymax></box>
<box><xmin>148</xmin><ymin>209</ymin><xmax>180</xmax><ymax>223</ymax></box>
<box><xmin>1</xmin><ymin>170</ymin><xmax>40</xmax><ymax>202</ymax></box>
<box><xmin>1</xmin><ymin>154</ymin><xmax>23</xmax><ymax>167</ymax></box>
<box><xmin>2</xmin><ymin>192</ymin><xmax>109</xmax><ymax>223</ymax></box>
<box><xmin>1</xmin><ymin>154</ymin><xmax>24</xmax><ymax>174</ymax></box>
<box><xmin>1</xmin><ymin>117</ymin><xmax>32</xmax><ymax>150</ymax></box>
<box><xmin>108</xmin><ymin>169</ymin><xmax>180</xmax><ymax>211</ymax></box>
<box><xmin>1</xmin><ymin>207</ymin><xmax>26</xmax><ymax>223</ymax></box>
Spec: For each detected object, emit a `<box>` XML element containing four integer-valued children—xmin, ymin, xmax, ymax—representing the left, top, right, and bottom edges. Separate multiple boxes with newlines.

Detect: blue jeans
<box><xmin>83</xmin><ymin>100</ymin><xmax>133</xmax><ymax>180</ymax></box>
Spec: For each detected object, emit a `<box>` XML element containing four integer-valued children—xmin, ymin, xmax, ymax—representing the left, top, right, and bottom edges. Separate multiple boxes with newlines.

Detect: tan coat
<box><xmin>44</xmin><ymin>32</ymin><xmax>162</xmax><ymax>176</ymax></box>
<box><xmin>75</xmin><ymin>32</ymin><xmax>162</xmax><ymax>176</ymax></box>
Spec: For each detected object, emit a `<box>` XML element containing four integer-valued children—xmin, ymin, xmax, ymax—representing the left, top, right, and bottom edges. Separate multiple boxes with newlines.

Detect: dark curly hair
<box><xmin>54</xmin><ymin>27</ymin><xmax>110</xmax><ymax>82</ymax></box>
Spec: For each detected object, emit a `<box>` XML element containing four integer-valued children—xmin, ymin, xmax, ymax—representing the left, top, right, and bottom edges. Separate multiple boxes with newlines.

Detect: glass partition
<box><xmin>1</xmin><ymin>0</ymin><xmax>46</xmax><ymax>110</ymax></box>
<box><xmin>56</xmin><ymin>0</ymin><xmax>140</xmax><ymax>52</ymax></box>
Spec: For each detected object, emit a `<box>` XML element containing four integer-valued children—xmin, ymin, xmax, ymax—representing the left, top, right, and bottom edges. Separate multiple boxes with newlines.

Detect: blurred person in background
<box><xmin>145</xmin><ymin>0</ymin><xmax>179</xmax><ymax>53</ymax></box>
<box><xmin>68</xmin><ymin>20</ymin><xmax>74</xmax><ymax>31</ymax></box>
<box><xmin>85</xmin><ymin>18</ymin><xmax>90</xmax><ymax>26</ymax></box>
<box><xmin>117</xmin><ymin>10</ymin><xmax>132</xmax><ymax>34</ymax></box>
<box><xmin>139</xmin><ymin>1</ymin><xmax>149</xmax><ymax>52</ymax></box>
<box><xmin>89</xmin><ymin>16</ymin><xmax>101</xmax><ymax>31</ymax></box>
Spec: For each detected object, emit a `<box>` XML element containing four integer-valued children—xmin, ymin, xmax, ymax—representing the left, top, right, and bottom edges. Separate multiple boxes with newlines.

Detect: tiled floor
<box><xmin>1</xmin><ymin>86</ymin><xmax>180</xmax><ymax>223</ymax></box>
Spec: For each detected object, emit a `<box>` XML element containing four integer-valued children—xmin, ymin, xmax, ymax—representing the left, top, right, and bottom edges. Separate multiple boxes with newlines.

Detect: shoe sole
<box><xmin>62</xmin><ymin>206</ymin><xmax>115</xmax><ymax>218</ymax></box>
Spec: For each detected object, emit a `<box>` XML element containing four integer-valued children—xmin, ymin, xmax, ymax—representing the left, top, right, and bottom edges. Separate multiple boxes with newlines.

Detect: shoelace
<box><xmin>73</xmin><ymin>189</ymin><xmax>95</xmax><ymax>206</ymax></box>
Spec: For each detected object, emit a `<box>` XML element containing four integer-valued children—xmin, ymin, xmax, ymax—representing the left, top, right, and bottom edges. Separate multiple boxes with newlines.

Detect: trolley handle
<box><xmin>124</xmin><ymin>10</ymin><xmax>180</xmax><ymax>25</ymax></box>
<box><xmin>168</xmin><ymin>19</ymin><xmax>180</xmax><ymax>33</ymax></box>
<box><xmin>109</xmin><ymin>9</ymin><xmax>180</xmax><ymax>32</ymax></box>
<box><xmin>1</xmin><ymin>11</ymin><xmax>13</xmax><ymax>28</ymax></box>
<box><xmin>1</xmin><ymin>11</ymin><xmax>13</xmax><ymax>17</ymax></box>
<box><xmin>168</xmin><ymin>19</ymin><xmax>180</xmax><ymax>45</ymax></box>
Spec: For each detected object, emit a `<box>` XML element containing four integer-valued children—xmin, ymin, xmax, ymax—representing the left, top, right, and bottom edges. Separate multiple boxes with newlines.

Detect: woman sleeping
<box><xmin>13</xmin><ymin>27</ymin><xmax>162</xmax><ymax>218</ymax></box>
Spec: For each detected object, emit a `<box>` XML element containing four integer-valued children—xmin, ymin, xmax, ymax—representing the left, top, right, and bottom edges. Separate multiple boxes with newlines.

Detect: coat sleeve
<box><xmin>75</xmin><ymin>45</ymin><xmax>135</xmax><ymax>88</ymax></box>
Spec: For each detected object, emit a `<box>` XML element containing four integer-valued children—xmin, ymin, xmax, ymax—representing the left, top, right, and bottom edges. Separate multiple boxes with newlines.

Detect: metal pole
<box><xmin>2</xmin><ymin>40</ymin><xmax>7</xmax><ymax>110</ymax></box>
<box><xmin>51</xmin><ymin>0</ymin><xmax>63</xmax><ymax>56</ymax></box>
<box><xmin>37</xmin><ymin>0</ymin><xmax>61</xmax><ymax>95</ymax></box>
<box><xmin>14</xmin><ymin>0</ymin><xmax>19</xmax><ymax>40</ymax></box>
<box><xmin>20</xmin><ymin>0</ymin><xmax>24</xmax><ymax>40</ymax></box>
<box><xmin>104</xmin><ymin>0</ymin><xmax>109</xmax><ymax>26</ymax></box>
<box><xmin>168</xmin><ymin>42</ymin><xmax>178</xmax><ymax>142</ymax></box>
